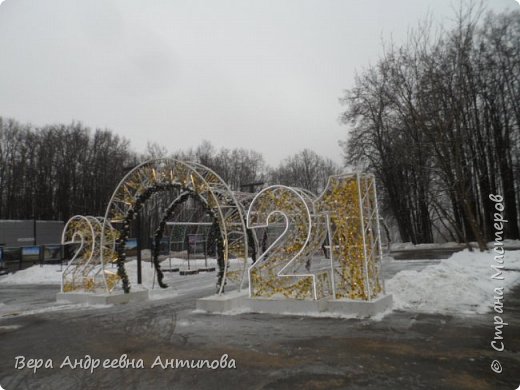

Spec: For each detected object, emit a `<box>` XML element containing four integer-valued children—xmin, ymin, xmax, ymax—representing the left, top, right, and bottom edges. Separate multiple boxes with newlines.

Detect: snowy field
<box><xmin>1</xmin><ymin>250</ymin><xmax>520</xmax><ymax>316</ymax></box>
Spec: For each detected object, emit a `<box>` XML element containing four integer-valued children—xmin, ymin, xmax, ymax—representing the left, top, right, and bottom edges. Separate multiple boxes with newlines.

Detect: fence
<box><xmin>0</xmin><ymin>244</ymin><xmax>64</xmax><ymax>273</ymax></box>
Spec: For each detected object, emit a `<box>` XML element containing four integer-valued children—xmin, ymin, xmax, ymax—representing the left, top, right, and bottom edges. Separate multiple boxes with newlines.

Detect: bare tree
<box><xmin>269</xmin><ymin>149</ymin><xmax>341</xmax><ymax>195</ymax></box>
<box><xmin>340</xmin><ymin>8</ymin><xmax>520</xmax><ymax>248</ymax></box>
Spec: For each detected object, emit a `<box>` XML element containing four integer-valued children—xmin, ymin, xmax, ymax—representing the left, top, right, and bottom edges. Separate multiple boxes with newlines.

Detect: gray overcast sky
<box><xmin>0</xmin><ymin>0</ymin><xmax>518</xmax><ymax>166</ymax></box>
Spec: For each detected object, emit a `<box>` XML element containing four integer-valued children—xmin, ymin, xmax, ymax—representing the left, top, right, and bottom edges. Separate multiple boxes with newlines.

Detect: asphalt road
<box><xmin>0</xmin><ymin>264</ymin><xmax>519</xmax><ymax>389</ymax></box>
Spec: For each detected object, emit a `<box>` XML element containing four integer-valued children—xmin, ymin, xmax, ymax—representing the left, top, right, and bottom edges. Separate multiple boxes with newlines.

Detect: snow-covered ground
<box><xmin>0</xmin><ymin>257</ymin><xmax>237</xmax><ymax>288</ymax></box>
<box><xmin>0</xmin><ymin>258</ymin><xmax>244</xmax><ymax>303</ymax></box>
<box><xmin>1</xmin><ymin>250</ymin><xmax>520</xmax><ymax>316</ymax></box>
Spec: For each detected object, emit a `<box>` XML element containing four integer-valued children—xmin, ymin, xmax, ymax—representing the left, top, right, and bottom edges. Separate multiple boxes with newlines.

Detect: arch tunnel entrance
<box><xmin>100</xmin><ymin>159</ymin><xmax>252</xmax><ymax>295</ymax></box>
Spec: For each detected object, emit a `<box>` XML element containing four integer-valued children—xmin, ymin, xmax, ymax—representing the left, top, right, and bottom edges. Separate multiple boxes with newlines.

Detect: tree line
<box><xmin>0</xmin><ymin>118</ymin><xmax>340</xmax><ymax>221</ymax></box>
<box><xmin>0</xmin><ymin>118</ymin><xmax>133</xmax><ymax>220</ymax></box>
<box><xmin>340</xmin><ymin>8</ymin><xmax>520</xmax><ymax>248</ymax></box>
<box><xmin>3</xmin><ymin>6</ymin><xmax>517</xmax><ymax>248</ymax></box>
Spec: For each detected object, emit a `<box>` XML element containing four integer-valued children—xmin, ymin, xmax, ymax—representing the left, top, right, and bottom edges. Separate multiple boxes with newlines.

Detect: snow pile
<box><xmin>0</xmin><ymin>260</ymin><xmax>179</xmax><ymax>289</ymax></box>
<box><xmin>0</xmin><ymin>259</ymin><xmax>213</xmax><ymax>298</ymax></box>
<box><xmin>0</xmin><ymin>256</ymin><xmax>248</xmax><ymax>287</ymax></box>
<box><xmin>0</xmin><ymin>264</ymin><xmax>63</xmax><ymax>285</ymax></box>
<box><xmin>386</xmin><ymin>249</ymin><xmax>520</xmax><ymax>314</ymax></box>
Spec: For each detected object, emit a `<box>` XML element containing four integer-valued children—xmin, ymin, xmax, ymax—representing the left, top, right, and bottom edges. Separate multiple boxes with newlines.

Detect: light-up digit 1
<box><xmin>315</xmin><ymin>173</ymin><xmax>384</xmax><ymax>300</ymax></box>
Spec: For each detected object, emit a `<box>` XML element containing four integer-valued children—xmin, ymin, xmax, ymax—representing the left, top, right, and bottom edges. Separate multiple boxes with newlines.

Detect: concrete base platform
<box><xmin>196</xmin><ymin>292</ymin><xmax>393</xmax><ymax>318</ymax></box>
<box><xmin>162</xmin><ymin>267</ymin><xmax>180</xmax><ymax>272</ymax></box>
<box><xmin>179</xmin><ymin>269</ymin><xmax>199</xmax><ymax>276</ymax></box>
<box><xmin>196</xmin><ymin>290</ymin><xmax>246</xmax><ymax>312</ymax></box>
<box><xmin>56</xmin><ymin>288</ymin><xmax>149</xmax><ymax>305</ymax></box>
<box><xmin>248</xmin><ymin>296</ymin><xmax>329</xmax><ymax>315</ymax></box>
<box><xmin>198</xmin><ymin>267</ymin><xmax>216</xmax><ymax>272</ymax></box>
<box><xmin>326</xmin><ymin>294</ymin><xmax>393</xmax><ymax>317</ymax></box>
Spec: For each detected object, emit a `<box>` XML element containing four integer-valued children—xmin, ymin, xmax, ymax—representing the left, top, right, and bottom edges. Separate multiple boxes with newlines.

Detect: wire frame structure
<box><xmin>247</xmin><ymin>185</ymin><xmax>330</xmax><ymax>300</ymax></box>
<box><xmin>100</xmin><ymin>159</ymin><xmax>249</xmax><ymax>294</ymax></box>
<box><xmin>245</xmin><ymin>173</ymin><xmax>384</xmax><ymax>301</ymax></box>
<box><xmin>164</xmin><ymin>195</ymin><xmax>214</xmax><ymax>255</ymax></box>
<box><xmin>316</xmin><ymin>173</ymin><xmax>384</xmax><ymax>301</ymax></box>
<box><xmin>61</xmin><ymin>216</ymin><xmax>118</xmax><ymax>293</ymax></box>
<box><xmin>152</xmin><ymin>191</ymin><xmax>214</xmax><ymax>287</ymax></box>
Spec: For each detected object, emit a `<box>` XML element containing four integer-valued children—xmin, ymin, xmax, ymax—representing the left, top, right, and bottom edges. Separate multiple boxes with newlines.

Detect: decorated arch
<box><xmin>100</xmin><ymin>159</ymin><xmax>250</xmax><ymax>294</ymax></box>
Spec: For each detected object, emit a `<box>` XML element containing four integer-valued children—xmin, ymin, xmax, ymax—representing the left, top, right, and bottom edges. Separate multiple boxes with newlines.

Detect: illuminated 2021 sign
<box><xmin>61</xmin><ymin>160</ymin><xmax>384</xmax><ymax>302</ymax></box>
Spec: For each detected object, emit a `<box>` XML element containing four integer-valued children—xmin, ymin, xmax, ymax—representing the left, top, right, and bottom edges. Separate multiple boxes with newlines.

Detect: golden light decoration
<box><xmin>61</xmin><ymin>161</ymin><xmax>384</xmax><ymax>302</ymax></box>
<box><xmin>247</xmin><ymin>186</ymin><xmax>329</xmax><ymax>300</ymax></box>
<box><xmin>246</xmin><ymin>173</ymin><xmax>384</xmax><ymax>302</ymax></box>
<box><xmin>316</xmin><ymin>173</ymin><xmax>384</xmax><ymax>300</ymax></box>
<box><xmin>61</xmin><ymin>216</ymin><xmax>117</xmax><ymax>293</ymax></box>
<box><xmin>100</xmin><ymin>159</ymin><xmax>250</xmax><ymax>294</ymax></box>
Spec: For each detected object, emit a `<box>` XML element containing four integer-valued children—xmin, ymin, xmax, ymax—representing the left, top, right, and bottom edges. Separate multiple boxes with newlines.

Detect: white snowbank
<box><xmin>0</xmin><ymin>264</ymin><xmax>63</xmax><ymax>284</ymax></box>
<box><xmin>390</xmin><ymin>239</ymin><xmax>520</xmax><ymax>251</ymax></box>
<box><xmin>0</xmin><ymin>258</ymin><xmax>211</xmax><ymax>287</ymax></box>
<box><xmin>0</xmin><ymin>260</ymin><xmax>163</xmax><ymax>288</ymax></box>
<box><xmin>0</xmin><ymin>259</ymin><xmax>218</xmax><ymax>301</ymax></box>
<box><xmin>386</xmin><ymin>249</ymin><xmax>520</xmax><ymax>314</ymax></box>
